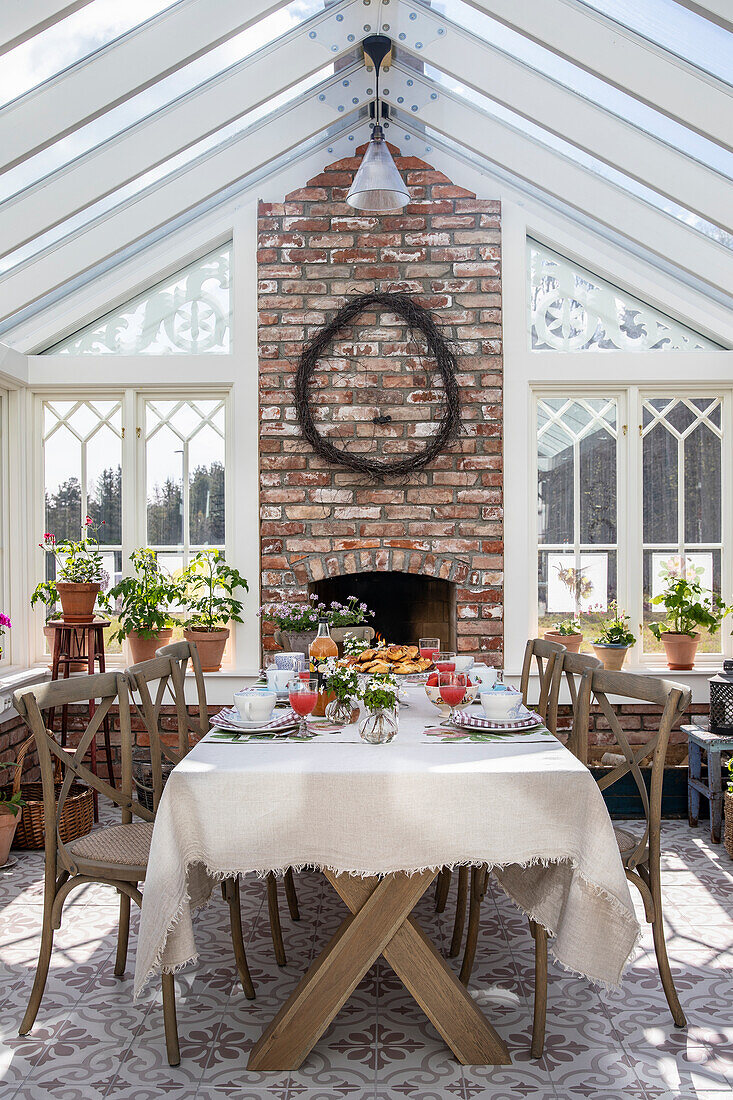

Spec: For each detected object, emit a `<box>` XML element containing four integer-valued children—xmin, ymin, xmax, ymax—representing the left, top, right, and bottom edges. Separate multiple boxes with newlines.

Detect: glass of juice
<box><xmin>288</xmin><ymin>676</ymin><xmax>319</xmax><ymax>736</ymax></box>
<box><xmin>435</xmin><ymin>651</ymin><xmax>456</xmax><ymax>673</ymax></box>
<box><xmin>419</xmin><ymin>636</ymin><xmax>440</xmax><ymax>662</ymax></box>
<box><xmin>438</xmin><ymin>671</ymin><xmax>467</xmax><ymax>722</ymax></box>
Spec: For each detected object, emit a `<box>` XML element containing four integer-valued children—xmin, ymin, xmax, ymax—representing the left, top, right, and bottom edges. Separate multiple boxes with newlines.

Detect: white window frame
<box><xmin>0</xmin><ymin>387</ymin><xmax>8</xmax><ymax>667</ymax></box>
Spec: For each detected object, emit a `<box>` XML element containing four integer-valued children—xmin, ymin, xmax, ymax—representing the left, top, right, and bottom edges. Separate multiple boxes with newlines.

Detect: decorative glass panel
<box><xmin>145</xmin><ymin>397</ymin><xmax>226</xmax><ymax>558</ymax></box>
<box><xmin>641</xmin><ymin>396</ymin><xmax>723</xmax><ymax>654</ymax></box>
<box><xmin>537</xmin><ymin>397</ymin><xmax>618</xmax><ymax>645</ymax></box>
<box><xmin>529</xmin><ymin>241</ymin><xmax>721</xmax><ymax>351</ymax></box>
<box><xmin>43</xmin><ymin>244</ymin><xmax>231</xmax><ymax>356</ymax></box>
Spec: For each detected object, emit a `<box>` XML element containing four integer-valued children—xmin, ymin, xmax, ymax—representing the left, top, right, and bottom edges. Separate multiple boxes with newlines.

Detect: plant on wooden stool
<box><xmin>181</xmin><ymin>550</ymin><xmax>248</xmax><ymax>672</ymax></box>
<box><xmin>649</xmin><ymin>576</ymin><xmax>730</xmax><ymax>670</ymax></box>
<box><xmin>108</xmin><ymin>549</ymin><xmax>182</xmax><ymax>664</ymax></box>
<box><xmin>38</xmin><ymin>519</ymin><xmax>110</xmax><ymax>622</ymax></box>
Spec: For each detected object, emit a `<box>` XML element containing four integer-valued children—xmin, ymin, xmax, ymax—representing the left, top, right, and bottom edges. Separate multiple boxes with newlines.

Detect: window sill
<box><xmin>0</xmin><ymin>666</ymin><xmax>51</xmax><ymax>721</ymax></box>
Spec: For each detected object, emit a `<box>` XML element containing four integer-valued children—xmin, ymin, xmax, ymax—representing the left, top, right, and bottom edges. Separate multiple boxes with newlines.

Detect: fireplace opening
<box><xmin>309</xmin><ymin>572</ymin><xmax>457</xmax><ymax>650</ymax></box>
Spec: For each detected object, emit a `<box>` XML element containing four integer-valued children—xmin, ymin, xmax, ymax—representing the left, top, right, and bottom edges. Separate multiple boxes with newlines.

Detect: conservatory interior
<box><xmin>1</xmin><ymin>2</ymin><xmax>733</xmax><ymax>1098</ymax></box>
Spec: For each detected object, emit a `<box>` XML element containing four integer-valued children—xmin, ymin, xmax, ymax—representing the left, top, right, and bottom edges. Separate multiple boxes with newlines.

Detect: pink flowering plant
<box><xmin>0</xmin><ymin>612</ymin><xmax>10</xmax><ymax>661</ymax></box>
<box><xmin>259</xmin><ymin>594</ymin><xmax>373</xmax><ymax>632</ymax></box>
<box><xmin>40</xmin><ymin>518</ymin><xmax>109</xmax><ymax>587</ymax></box>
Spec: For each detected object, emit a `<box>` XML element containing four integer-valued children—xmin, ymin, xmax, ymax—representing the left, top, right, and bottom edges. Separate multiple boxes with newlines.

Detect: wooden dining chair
<box><xmin>529</xmin><ymin>668</ymin><xmax>691</xmax><ymax>1056</ymax></box>
<box><xmin>546</xmin><ymin>650</ymin><xmax>602</xmax><ymax>763</ymax></box>
<box><xmin>154</xmin><ymin>640</ymin><xmax>301</xmax><ymax>961</ymax></box>
<box><xmin>519</xmin><ymin>638</ymin><xmax>566</xmax><ymax>733</ymax></box>
<box><xmin>12</xmin><ymin>673</ymin><xmax>182</xmax><ymax>1065</ymax></box>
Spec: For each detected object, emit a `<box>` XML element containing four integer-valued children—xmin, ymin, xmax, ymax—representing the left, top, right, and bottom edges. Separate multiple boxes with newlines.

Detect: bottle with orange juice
<box><xmin>309</xmin><ymin>618</ymin><xmax>338</xmax><ymax>716</ymax></box>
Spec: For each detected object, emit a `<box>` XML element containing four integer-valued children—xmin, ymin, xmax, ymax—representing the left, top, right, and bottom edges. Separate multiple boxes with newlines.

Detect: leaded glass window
<box><xmin>642</xmin><ymin>397</ymin><xmax>723</xmax><ymax>655</ymax></box>
<box><xmin>537</xmin><ymin>397</ymin><xmax>618</xmax><ymax>647</ymax></box>
<box><xmin>43</xmin><ymin>244</ymin><xmax>231</xmax><ymax>355</ymax></box>
<box><xmin>529</xmin><ymin>241</ymin><xmax>720</xmax><ymax>351</ymax></box>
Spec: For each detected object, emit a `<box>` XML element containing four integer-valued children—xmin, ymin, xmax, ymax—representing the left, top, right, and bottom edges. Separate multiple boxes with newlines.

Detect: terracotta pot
<box><xmin>56</xmin><ymin>582</ymin><xmax>100</xmax><ymax>623</ymax></box>
<box><xmin>592</xmin><ymin>644</ymin><xmax>630</xmax><ymax>671</ymax></box>
<box><xmin>660</xmin><ymin>631</ymin><xmax>699</xmax><ymax>671</ymax></box>
<box><xmin>127</xmin><ymin>628</ymin><xmax>173</xmax><ymax>665</ymax></box>
<box><xmin>0</xmin><ymin>808</ymin><xmax>20</xmax><ymax>867</ymax></box>
<box><xmin>43</xmin><ymin>623</ymin><xmax>86</xmax><ymax>671</ymax></box>
<box><xmin>543</xmin><ymin>630</ymin><xmax>582</xmax><ymax>653</ymax></box>
<box><xmin>184</xmin><ymin>627</ymin><xmax>229</xmax><ymax>672</ymax></box>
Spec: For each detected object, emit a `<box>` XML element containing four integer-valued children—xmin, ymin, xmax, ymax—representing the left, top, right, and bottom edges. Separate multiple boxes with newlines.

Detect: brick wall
<box><xmin>257</xmin><ymin>144</ymin><xmax>503</xmax><ymax>660</ymax></box>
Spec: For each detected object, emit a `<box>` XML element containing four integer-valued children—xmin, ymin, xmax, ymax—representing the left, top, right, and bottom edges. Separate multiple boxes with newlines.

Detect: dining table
<box><xmin>133</xmin><ymin>681</ymin><xmax>640</xmax><ymax>1070</ymax></box>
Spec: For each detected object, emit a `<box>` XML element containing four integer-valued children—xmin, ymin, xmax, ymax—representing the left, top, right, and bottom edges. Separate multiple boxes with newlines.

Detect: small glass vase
<box><xmin>324</xmin><ymin>696</ymin><xmax>354</xmax><ymax>726</ymax></box>
<box><xmin>359</xmin><ymin>707</ymin><xmax>398</xmax><ymax>744</ymax></box>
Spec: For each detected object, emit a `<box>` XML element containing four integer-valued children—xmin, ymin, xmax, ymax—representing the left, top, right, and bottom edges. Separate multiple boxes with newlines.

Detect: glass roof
<box><xmin>577</xmin><ymin>0</ymin><xmax>733</xmax><ymax>87</ymax></box>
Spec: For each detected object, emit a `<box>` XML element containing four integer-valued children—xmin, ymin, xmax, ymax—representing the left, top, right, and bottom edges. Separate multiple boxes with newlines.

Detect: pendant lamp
<box><xmin>346</xmin><ymin>35</ymin><xmax>410</xmax><ymax>213</ymax></box>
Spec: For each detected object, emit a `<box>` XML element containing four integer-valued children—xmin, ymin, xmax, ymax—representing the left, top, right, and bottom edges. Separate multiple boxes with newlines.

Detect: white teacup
<box><xmin>266</xmin><ymin>667</ymin><xmax>292</xmax><ymax>693</ymax></box>
<box><xmin>480</xmin><ymin>688</ymin><xmax>523</xmax><ymax>722</ymax></box>
<box><xmin>453</xmin><ymin>655</ymin><xmax>475</xmax><ymax>673</ymax></box>
<box><xmin>234</xmin><ymin>689</ymin><xmax>276</xmax><ymax>725</ymax></box>
<box><xmin>471</xmin><ymin>664</ymin><xmax>497</xmax><ymax>689</ymax></box>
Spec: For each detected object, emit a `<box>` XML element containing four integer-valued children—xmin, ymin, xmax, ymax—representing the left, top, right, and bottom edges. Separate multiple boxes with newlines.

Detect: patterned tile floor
<box><xmin>1</xmin><ymin>817</ymin><xmax>732</xmax><ymax>1099</ymax></box>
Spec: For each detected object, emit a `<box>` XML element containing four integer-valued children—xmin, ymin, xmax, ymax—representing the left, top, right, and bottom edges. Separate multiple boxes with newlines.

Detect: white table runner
<box><xmin>134</xmin><ymin>686</ymin><xmax>640</xmax><ymax>997</ymax></box>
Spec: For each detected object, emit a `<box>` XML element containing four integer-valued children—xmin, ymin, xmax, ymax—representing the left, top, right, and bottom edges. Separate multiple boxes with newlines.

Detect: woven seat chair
<box><xmin>13</xmin><ymin>673</ymin><xmax>181</xmax><ymax>1065</ymax></box>
<box><xmin>437</xmin><ymin>638</ymin><xmax>568</xmax><ymax>956</ymax></box>
<box><xmin>154</xmin><ymin>639</ymin><xmax>300</xmax><ymax>963</ymax></box>
<box><xmin>460</xmin><ymin>667</ymin><xmax>692</xmax><ymax>1058</ymax></box>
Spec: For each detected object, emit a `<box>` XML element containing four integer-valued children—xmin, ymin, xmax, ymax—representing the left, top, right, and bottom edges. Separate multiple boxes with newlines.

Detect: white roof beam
<box><xmin>396</xmin><ymin>0</ymin><xmax>733</xmax><ymax>235</ymax></box>
<box><xmin>463</xmin><ymin>0</ymin><xmax>733</xmax><ymax>153</ymax></box>
<box><xmin>0</xmin><ymin>0</ymin><xmax>298</xmax><ymax>171</ymax></box>
<box><xmin>0</xmin><ymin>0</ymin><xmax>363</xmax><ymax>258</ymax></box>
<box><xmin>385</xmin><ymin>66</ymin><xmax>733</xmax><ymax>294</ymax></box>
<box><xmin>674</xmin><ymin>1</ymin><xmax>733</xmax><ymax>34</ymax></box>
<box><xmin>0</xmin><ymin>1</ymin><xmax>94</xmax><ymax>55</ymax></box>
<box><xmin>0</xmin><ymin>72</ymin><xmax>368</xmax><ymax>322</ymax></box>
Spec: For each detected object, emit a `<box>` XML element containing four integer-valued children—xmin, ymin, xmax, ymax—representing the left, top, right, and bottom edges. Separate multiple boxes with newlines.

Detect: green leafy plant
<box><xmin>649</xmin><ymin>577</ymin><xmax>730</xmax><ymax>640</ymax></box>
<box><xmin>40</xmin><ymin>519</ymin><xmax>109</xmax><ymax>585</ymax></box>
<box><xmin>551</xmin><ymin>618</ymin><xmax>582</xmax><ymax>636</ymax></box>
<box><xmin>317</xmin><ymin>658</ymin><xmax>361</xmax><ymax>703</ymax></box>
<box><xmin>108</xmin><ymin>549</ymin><xmax>181</xmax><ymax>643</ymax></box>
<box><xmin>594</xmin><ymin>602</ymin><xmax>636</xmax><ymax>647</ymax></box>
<box><xmin>30</xmin><ymin>580</ymin><xmax>59</xmax><ymax>622</ymax></box>
<box><xmin>0</xmin><ymin>762</ymin><xmax>25</xmax><ymax>817</ymax></box>
<box><xmin>361</xmin><ymin>674</ymin><xmax>399</xmax><ymax>712</ymax></box>
<box><xmin>181</xmin><ymin>550</ymin><xmax>248</xmax><ymax>632</ymax></box>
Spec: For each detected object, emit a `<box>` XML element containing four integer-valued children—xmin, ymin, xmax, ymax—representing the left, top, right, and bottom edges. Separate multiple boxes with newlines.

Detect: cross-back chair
<box><xmin>154</xmin><ymin>641</ymin><xmax>301</xmax><ymax>961</ymax></box>
<box><xmin>545</xmin><ymin>650</ymin><xmax>602</xmax><ymax>763</ymax></box>
<box><xmin>519</xmin><ymin>638</ymin><xmax>566</xmax><ymax>733</ymax></box>
<box><xmin>13</xmin><ymin>673</ymin><xmax>181</xmax><ymax>1064</ymax></box>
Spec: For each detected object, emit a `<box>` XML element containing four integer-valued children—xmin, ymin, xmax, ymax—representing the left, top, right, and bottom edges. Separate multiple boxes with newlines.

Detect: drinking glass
<box><xmin>419</xmin><ymin>636</ymin><xmax>440</xmax><ymax>662</ymax></box>
<box><xmin>288</xmin><ymin>676</ymin><xmax>318</xmax><ymax>736</ymax></box>
<box><xmin>435</xmin><ymin>651</ymin><xmax>456</xmax><ymax>673</ymax></box>
<box><xmin>438</xmin><ymin>671</ymin><xmax>467</xmax><ymax>723</ymax></box>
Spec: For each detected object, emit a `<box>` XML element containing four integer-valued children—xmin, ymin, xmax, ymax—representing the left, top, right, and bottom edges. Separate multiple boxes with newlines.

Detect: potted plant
<box><xmin>543</xmin><ymin>618</ymin><xmax>583</xmax><ymax>653</ymax></box>
<box><xmin>39</xmin><ymin>519</ymin><xmax>110</xmax><ymax>622</ymax></box>
<box><xmin>29</xmin><ymin>580</ymin><xmax>77</xmax><ymax>669</ymax></box>
<box><xmin>108</xmin><ymin>549</ymin><xmax>182</xmax><ymax>664</ymax></box>
<box><xmin>0</xmin><ymin>762</ymin><xmax>25</xmax><ymax>868</ymax></box>
<box><xmin>358</xmin><ymin>674</ymin><xmax>399</xmax><ymax>744</ymax></box>
<box><xmin>260</xmin><ymin>595</ymin><xmax>375</xmax><ymax>656</ymax></box>
<box><xmin>649</xmin><ymin>576</ymin><xmax>731</xmax><ymax>670</ymax></box>
<box><xmin>592</xmin><ymin>603</ymin><xmax>637</xmax><ymax>670</ymax></box>
<box><xmin>181</xmin><ymin>550</ymin><xmax>248</xmax><ymax>672</ymax></box>
<box><xmin>317</xmin><ymin>658</ymin><xmax>361</xmax><ymax>726</ymax></box>
<box><xmin>327</xmin><ymin>597</ymin><xmax>375</xmax><ymax>650</ymax></box>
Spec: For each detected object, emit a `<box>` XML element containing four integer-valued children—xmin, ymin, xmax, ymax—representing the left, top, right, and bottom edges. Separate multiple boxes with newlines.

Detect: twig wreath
<box><xmin>294</xmin><ymin>291</ymin><xmax>461</xmax><ymax>479</ymax></box>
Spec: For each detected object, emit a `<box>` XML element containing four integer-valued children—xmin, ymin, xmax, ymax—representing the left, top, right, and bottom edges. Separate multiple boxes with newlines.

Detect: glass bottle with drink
<box><xmin>308</xmin><ymin>618</ymin><xmax>338</xmax><ymax>717</ymax></box>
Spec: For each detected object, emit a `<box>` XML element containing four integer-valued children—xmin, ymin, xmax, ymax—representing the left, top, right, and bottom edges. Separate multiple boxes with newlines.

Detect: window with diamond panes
<box><xmin>529</xmin><ymin>240</ymin><xmax>721</xmax><ymax>351</ymax></box>
<box><xmin>0</xmin><ymin>391</ymin><xmax>7</xmax><ymax>666</ymax></box>
<box><xmin>42</xmin><ymin>244</ymin><xmax>231</xmax><ymax>356</ymax></box>
<box><xmin>537</xmin><ymin>397</ymin><xmax>619</xmax><ymax>647</ymax></box>
<box><xmin>642</xmin><ymin>397</ymin><xmax>723</xmax><ymax>655</ymax></box>
<box><xmin>144</xmin><ymin>398</ymin><xmax>226</xmax><ymax>585</ymax></box>
<box><xmin>42</xmin><ymin>398</ymin><xmax>123</xmax><ymax>649</ymax></box>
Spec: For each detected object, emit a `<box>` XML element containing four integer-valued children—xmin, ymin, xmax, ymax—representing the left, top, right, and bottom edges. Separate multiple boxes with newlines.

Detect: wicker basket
<box><xmin>132</xmin><ymin>748</ymin><xmax>175</xmax><ymax>814</ymax></box>
<box><xmin>725</xmin><ymin>790</ymin><xmax>733</xmax><ymax>860</ymax></box>
<box><xmin>3</xmin><ymin>735</ymin><xmax>94</xmax><ymax>850</ymax></box>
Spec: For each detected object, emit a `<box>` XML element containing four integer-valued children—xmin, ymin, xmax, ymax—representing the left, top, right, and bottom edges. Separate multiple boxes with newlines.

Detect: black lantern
<box><xmin>709</xmin><ymin>659</ymin><xmax>733</xmax><ymax>734</ymax></box>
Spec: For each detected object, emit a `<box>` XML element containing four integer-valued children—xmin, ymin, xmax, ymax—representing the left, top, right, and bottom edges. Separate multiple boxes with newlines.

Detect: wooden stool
<box><xmin>46</xmin><ymin>618</ymin><xmax>115</xmax><ymax>821</ymax></box>
<box><xmin>684</xmin><ymin>721</ymin><xmax>733</xmax><ymax>844</ymax></box>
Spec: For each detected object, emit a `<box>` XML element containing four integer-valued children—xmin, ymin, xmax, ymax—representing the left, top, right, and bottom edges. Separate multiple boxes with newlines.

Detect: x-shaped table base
<box><xmin>248</xmin><ymin>869</ymin><xmax>511</xmax><ymax>1071</ymax></box>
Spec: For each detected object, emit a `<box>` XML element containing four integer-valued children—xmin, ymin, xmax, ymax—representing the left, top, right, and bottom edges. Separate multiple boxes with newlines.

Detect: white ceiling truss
<box><xmin>0</xmin><ymin>0</ymin><xmax>732</xmax><ymax>344</ymax></box>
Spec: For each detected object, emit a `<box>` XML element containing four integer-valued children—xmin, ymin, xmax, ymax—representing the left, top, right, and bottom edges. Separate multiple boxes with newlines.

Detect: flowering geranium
<box><xmin>40</xmin><ymin>519</ymin><xmax>108</xmax><ymax>585</ymax></box>
<box><xmin>0</xmin><ymin>612</ymin><xmax>10</xmax><ymax>661</ymax></box>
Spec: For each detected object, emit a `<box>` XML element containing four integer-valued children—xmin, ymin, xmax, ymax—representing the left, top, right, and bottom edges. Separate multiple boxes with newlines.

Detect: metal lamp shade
<box><xmin>346</xmin><ymin>131</ymin><xmax>410</xmax><ymax>212</ymax></box>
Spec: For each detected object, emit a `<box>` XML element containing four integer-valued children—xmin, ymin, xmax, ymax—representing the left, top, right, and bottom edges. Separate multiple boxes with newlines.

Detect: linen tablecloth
<box><xmin>134</xmin><ymin>685</ymin><xmax>640</xmax><ymax>996</ymax></box>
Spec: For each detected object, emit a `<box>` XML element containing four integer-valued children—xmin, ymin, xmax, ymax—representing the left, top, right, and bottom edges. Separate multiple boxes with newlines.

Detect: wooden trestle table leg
<box><xmin>247</xmin><ymin>869</ymin><xmax>510</xmax><ymax>1072</ymax></box>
